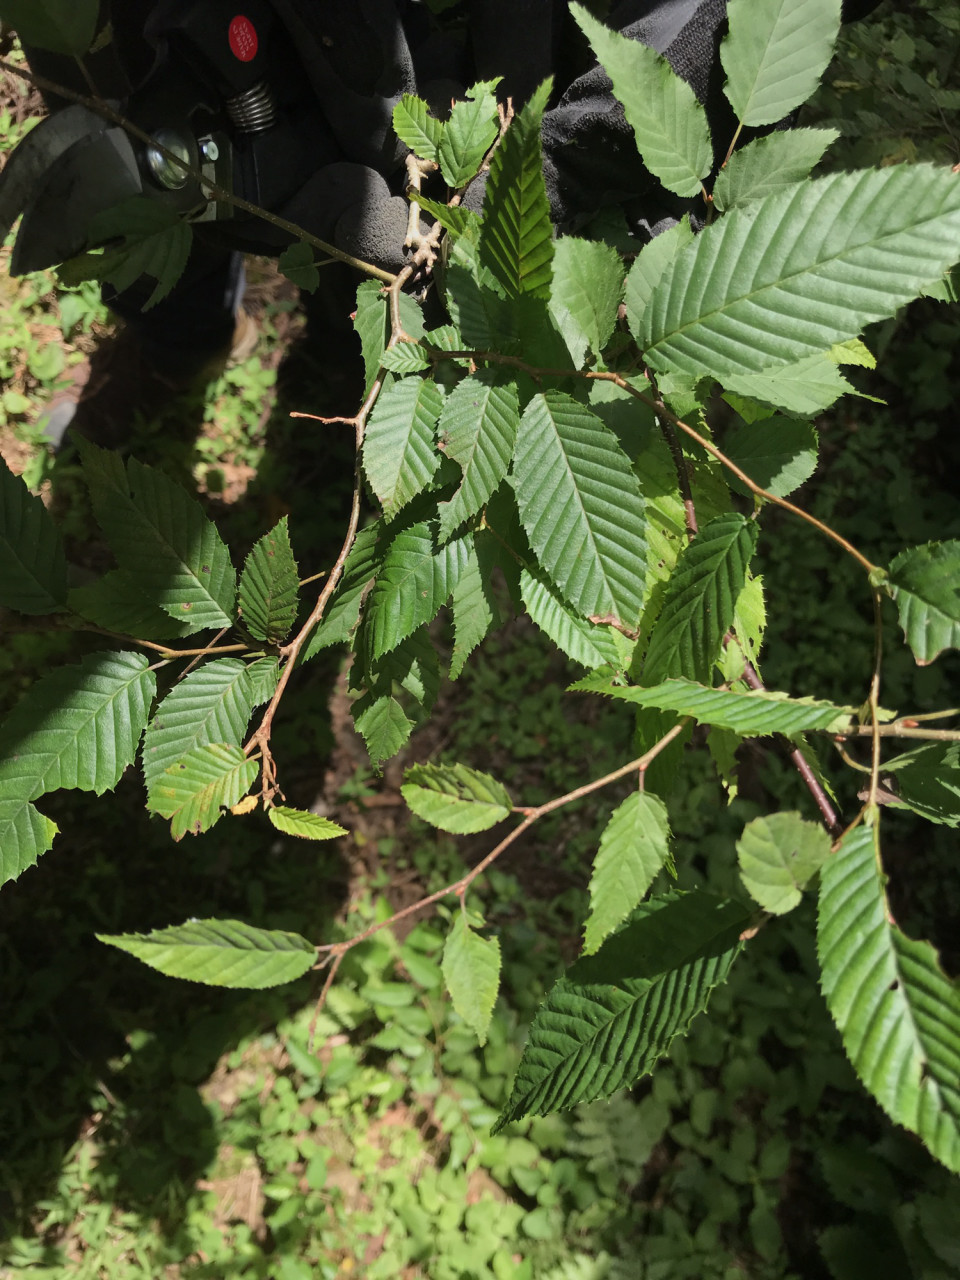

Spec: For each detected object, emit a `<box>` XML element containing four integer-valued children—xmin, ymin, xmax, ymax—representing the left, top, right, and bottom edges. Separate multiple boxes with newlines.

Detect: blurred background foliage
<box><xmin>1</xmin><ymin>1</ymin><xmax>959</xmax><ymax>1276</ymax></box>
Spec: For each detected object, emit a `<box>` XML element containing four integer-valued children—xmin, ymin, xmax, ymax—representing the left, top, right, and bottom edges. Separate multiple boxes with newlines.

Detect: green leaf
<box><xmin>401</xmin><ymin>762</ymin><xmax>512</xmax><ymax>833</ymax></box>
<box><xmin>438</xmin><ymin>80</ymin><xmax>500</xmax><ymax>188</ymax></box>
<box><xmin>0</xmin><ymin>0</ymin><xmax>97</xmax><ymax>55</ymax></box>
<box><xmin>713</xmin><ymin>128</ymin><xmax>840</xmax><ymax>211</ymax></box>
<box><xmin>147</xmin><ymin>742</ymin><xmax>258</xmax><ymax>840</ymax></box>
<box><xmin>884</xmin><ymin>742</ymin><xmax>960</xmax><ymax>827</ymax></box>
<box><xmin>416</xmin><ymin>198</ymin><xmax>481</xmax><ymax>240</ymax></box>
<box><xmin>643</xmin><ymin>167</ymin><xmax>960</xmax><ymax>381</ymax></box>
<box><xmin>354</xmin><ymin>279</ymin><xmax>388</xmax><ymax>395</ymax></box>
<box><xmin>511</xmin><ymin>391</ymin><xmax>647</xmax><ymax>627</ymax></box>
<box><xmin>0</xmin><ymin>459</ymin><xmax>67</xmax><ymax>613</ymax></box>
<box><xmin>393</xmin><ymin>93</ymin><xmax>445</xmax><ymax>163</ymax></box>
<box><xmin>96</xmin><ymin>918</ymin><xmax>316</xmax><ymax>989</ymax></box>
<box><xmin>584</xmin><ymin>793</ymin><xmax>672</xmax><ymax>953</ymax></box>
<box><xmin>61</xmin><ymin>197</ymin><xmax>192</xmax><ymax>309</ymax></box>
<box><xmin>366</xmin><ymin>523</ymin><xmax>469</xmax><ymax>657</ymax></box>
<box><xmin>521</xmin><ymin>568</ymin><xmax>621</xmax><ymax>670</ymax></box>
<box><xmin>723</xmin><ymin>417</ymin><xmax>818</xmax><ymax>498</ymax></box>
<box><xmin>141</xmin><ymin>658</ymin><xmax>256</xmax><ymax>789</ymax></box>
<box><xmin>437</xmin><ymin>373</ymin><xmax>519</xmax><ymax>542</ymax></box>
<box><xmin>268</xmin><ymin>806</ymin><xmax>348</xmax><ymax>840</ymax></box>
<box><xmin>494</xmin><ymin>892</ymin><xmax>749</xmax><ymax>1129</ymax></box>
<box><xmin>0</xmin><ymin>650</ymin><xmax>155</xmax><ymax>799</ymax></box>
<box><xmin>548</xmin><ymin>237</ymin><xmax>624</xmax><ymax>366</ymax></box>
<box><xmin>572</xmin><ymin>3</ymin><xmax>712</xmax><ymax>198</ymax></box>
<box><xmin>642</xmin><ymin>513</ymin><xmax>758</xmax><ymax>684</ymax></box>
<box><xmin>380</xmin><ymin>342</ymin><xmax>432</xmax><ymax>374</ymax></box>
<box><xmin>818</xmin><ymin>824</ymin><xmax>960</xmax><ymax>1174</ymax></box>
<box><xmin>0</xmin><ymin>798</ymin><xmax>58</xmax><ymax>888</ymax></box>
<box><xmin>449</xmin><ymin>533</ymin><xmax>499</xmax><ymax>679</ymax></box>
<box><xmin>300</xmin><ymin>523</ymin><xmax>383</xmax><ymax>660</ymax></box>
<box><xmin>246</xmin><ymin>655</ymin><xmax>280</xmax><ymax>706</ymax></box>
<box><xmin>479</xmin><ymin>79</ymin><xmax>554</xmax><ymax>298</ymax></box>
<box><xmin>887</xmin><ymin>541</ymin><xmax>960</xmax><ymax>665</ymax></box>
<box><xmin>77</xmin><ymin>437</ymin><xmax>236</xmax><ymax>633</ymax></box>
<box><xmin>68</xmin><ymin>570</ymin><xmax>192</xmax><ymax>641</ymax></box>
<box><xmin>571</xmin><ymin>674</ymin><xmax>856</xmax><ymax>735</ymax></box>
<box><xmin>730</xmin><ymin>571</ymin><xmax>766</xmax><ymax>673</ymax></box>
<box><xmin>442</xmin><ymin>913</ymin><xmax>502</xmax><ymax>1045</ymax></box>
<box><xmin>721</xmin><ymin>0</ymin><xmax>841</xmax><ymax>127</ymax></box>
<box><xmin>722</xmin><ymin>352</ymin><xmax>856</xmax><ymax>416</ymax></box>
<box><xmin>0</xmin><ymin>651</ymin><xmax>154</xmax><ymax>887</ymax></box>
<box><xmin>737</xmin><ymin>811</ymin><xmax>831</xmax><ymax>914</ymax></box>
<box><xmin>624</xmin><ymin>218</ymin><xmax>694</xmax><ymax>342</ymax></box>
<box><xmin>362</xmin><ymin>377</ymin><xmax>443</xmax><ymax>520</ymax></box>
<box><xmin>354</xmin><ymin>693</ymin><xmax>413</xmax><ymax>767</ymax></box>
<box><xmin>239</xmin><ymin>516</ymin><xmax>300</xmax><ymax>644</ymax></box>
<box><xmin>278</xmin><ymin>242</ymin><xmax>320</xmax><ymax>293</ymax></box>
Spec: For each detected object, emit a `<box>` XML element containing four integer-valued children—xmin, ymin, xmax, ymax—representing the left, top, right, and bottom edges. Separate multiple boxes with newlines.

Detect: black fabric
<box><xmin>22</xmin><ymin>0</ymin><xmax>885</xmax><ymax>364</ymax></box>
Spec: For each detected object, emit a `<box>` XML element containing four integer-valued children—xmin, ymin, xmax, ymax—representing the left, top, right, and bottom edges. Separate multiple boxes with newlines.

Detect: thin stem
<box><xmin>739</xmin><ymin>657</ymin><xmax>842</xmax><ymax>837</ymax></box>
<box><xmin>832</xmin><ymin>725</ymin><xmax>960</xmax><ymax>742</ymax></box>
<box><xmin>867</xmin><ymin>589</ymin><xmax>884</xmax><ymax>810</ymax></box>
<box><xmin>649</xmin><ymin>394</ymin><xmax>881</xmax><ymax>576</ymax></box>
<box><xmin>0</xmin><ymin>56</ymin><xmax>397</xmax><ymax>284</ymax></box>
<box><xmin>315</xmin><ymin>721</ymin><xmax>688</xmax><ymax>958</ymax></box>
<box><xmin>70</xmin><ymin>619</ymin><xmax>249</xmax><ymax>658</ymax></box>
<box><xmin>243</xmin><ymin>267</ymin><xmax>416</xmax><ymax>794</ymax></box>
<box><xmin>721</xmin><ymin>121</ymin><xmax>744</xmax><ymax>171</ymax></box>
<box><xmin>654</xmin><ymin>404</ymin><xmax>698</xmax><ymax>540</ymax></box>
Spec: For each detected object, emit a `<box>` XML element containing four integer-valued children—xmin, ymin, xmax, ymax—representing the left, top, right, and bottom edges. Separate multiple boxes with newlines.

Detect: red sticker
<box><xmin>229</xmin><ymin>15</ymin><xmax>258</xmax><ymax>61</ymax></box>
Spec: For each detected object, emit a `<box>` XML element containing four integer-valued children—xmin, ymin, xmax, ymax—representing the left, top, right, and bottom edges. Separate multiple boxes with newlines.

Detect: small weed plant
<box><xmin>1</xmin><ymin>0</ymin><xmax>960</xmax><ymax>1247</ymax></box>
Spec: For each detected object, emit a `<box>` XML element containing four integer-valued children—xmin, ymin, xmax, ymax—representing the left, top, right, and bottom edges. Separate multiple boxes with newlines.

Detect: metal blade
<box><xmin>11</xmin><ymin>129</ymin><xmax>142</xmax><ymax>274</ymax></box>
<box><xmin>0</xmin><ymin>104</ymin><xmax>111</xmax><ymax>241</ymax></box>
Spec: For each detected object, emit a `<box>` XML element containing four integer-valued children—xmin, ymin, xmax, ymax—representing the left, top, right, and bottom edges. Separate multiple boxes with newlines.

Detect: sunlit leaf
<box><xmin>584</xmin><ymin>793</ymin><xmax>672</xmax><ymax>953</ymax></box>
<box><xmin>96</xmin><ymin>918</ymin><xmax>316</xmax><ymax>989</ymax></box>
<box><xmin>818</xmin><ymin>824</ymin><xmax>960</xmax><ymax>1174</ymax></box>
<box><xmin>495</xmin><ymin>892</ymin><xmax>749</xmax><ymax>1129</ymax></box>
<box><xmin>442</xmin><ymin>913</ymin><xmax>502</xmax><ymax>1045</ymax></box>
<box><xmin>239</xmin><ymin>516</ymin><xmax>300</xmax><ymax>644</ymax></box>
<box><xmin>641</xmin><ymin>513</ymin><xmax>758</xmax><ymax>684</ymax></box>
<box><xmin>737</xmin><ymin>811</ymin><xmax>831</xmax><ymax>914</ymax></box>
<box><xmin>572</xmin><ymin>673</ymin><xmax>854</xmax><ymax>735</ymax></box>
<box><xmin>147</xmin><ymin>743</ymin><xmax>258</xmax><ymax>840</ymax></box>
<box><xmin>393</xmin><ymin>93</ymin><xmax>445</xmax><ymax>163</ymax></box>
<box><xmin>362</xmin><ymin>377</ymin><xmax>443</xmax><ymax>520</ymax></box>
<box><xmin>479</xmin><ymin>79</ymin><xmax>553</xmax><ymax>298</ymax></box>
<box><xmin>142</xmin><ymin>659</ymin><xmax>256</xmax><ymax>789</ymax></box>
<box><xmin>268</xmin><ymin>806</ymin><xmax>348</xmax><ymax>840</ymax></box>
<box><xmin>438</xmin><ymin>80</ymin><xmax>500</xmax><ymax>188</ymax></box>
<box><xmin>366</xmin><ymin>524</ymin><xmax>469</xmax><ymax>657</ymax></box>
<box><xmin>402</xmin><ymin>762</ymin><xmax>512</xmax><ymax>833</ymax></box>
<box><xmin>723</xmin><ymin>417</ymin><xmax>819</xmax><ymax>498</ymax></box>
<box><xmin>521</xmin><ymin>568</ymin><xmax>621</xmax><ymax>670</ymax></box>
<box><xmin>549</xmin><ymin>236</ymin><xmax>624</xmax><ymax>366</ymax></box>
<box><xmin>572</xmin><ymin>3</ymin><xmax>712</xmax><ymax>198</ymax></box>
<box><xmin>887</xmin><ymin>541</ymin><xmax>960</xmax><ymax>664</ymax></box>
<box><xmin>512</xmin><ymin>391</ymin><xmax>647</xmax><ymax>627</ymax></box>
<box><xmin>713</xmin><ymin>127</ymin><xmax>839</xmax><ymax>211</ymax></box>
<box><xmin>643</xmin><ymin>167</ymin><xmax>960</xmax><ymax>381</ymax></box>
<box><xmin>721</xmin><ymin>0</ymin><xmax>842</xmax><ymax>126</ymax></box>
<box><xmin>437</xmin><ymin>373</ymin><xmax>520</xmax><ymax>542</ymax></box>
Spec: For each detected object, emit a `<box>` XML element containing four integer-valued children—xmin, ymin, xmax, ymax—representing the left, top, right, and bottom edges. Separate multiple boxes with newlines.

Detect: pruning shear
<box><xmin>0</xmin><ymin>0</ymin><xmax>322</xmax><ymax>274</ymax></box>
